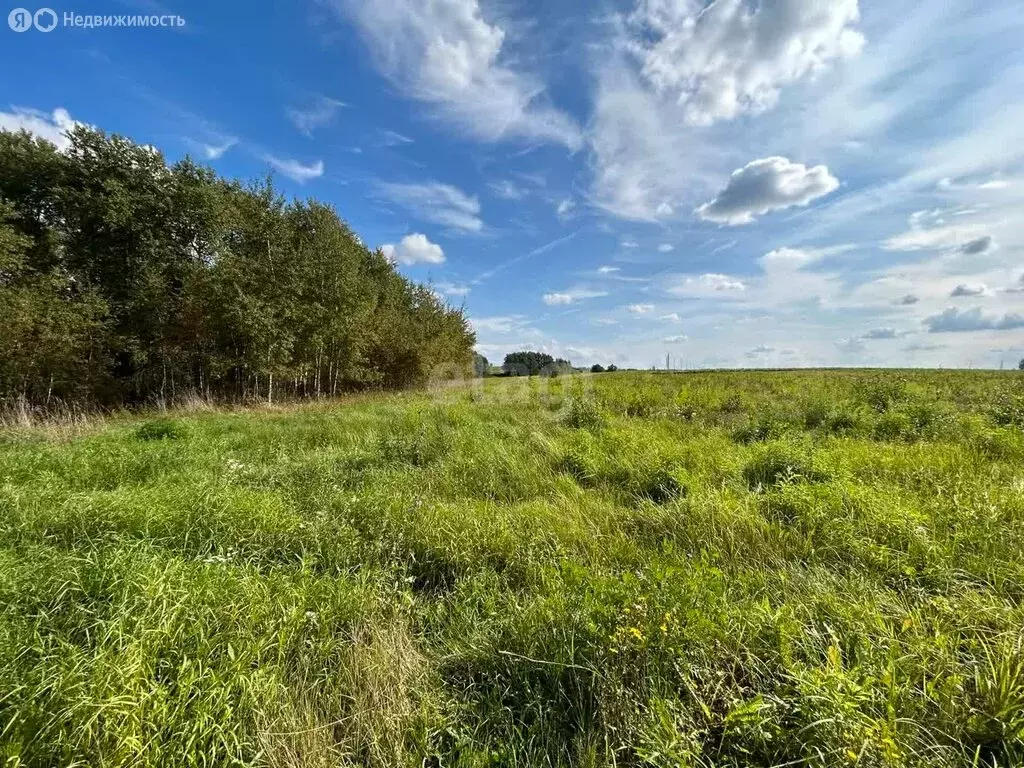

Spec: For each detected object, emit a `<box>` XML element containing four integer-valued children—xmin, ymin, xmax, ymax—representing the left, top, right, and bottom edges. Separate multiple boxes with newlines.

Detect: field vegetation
<box><xmin>1</xmin><ymin>369</ymin><xmax>1023</xmax><ymax>767</ymax></box>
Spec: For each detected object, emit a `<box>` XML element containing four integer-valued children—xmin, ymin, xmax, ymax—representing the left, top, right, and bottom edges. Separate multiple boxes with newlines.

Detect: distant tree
<box><xmin>503</xmin><ymin>351</ymin><xmax>554</xmax><ymax>376</ymax></box>
<box><xmin>541</xmin><ymin>358</ymin><xmax>574</xmax><ymax>377</ymax></box>
<box><xmin>1019</xmin><ymin>358</ymin><xmax>1024</xmax><ymax>371</ymax></box>
<box><xmin>591</xmin><ymin>364</ymin><xmax>605</xmax><ymax>373</ymax></box>
<box><xmin>607</xmin><ymin>364</ymin><xmax>619</xmax><ymax>372</ymax></box>
<box><xmin>473</xmin><ymin>353</ymin><xmax>490</xmax><ymax>378</ymax></box>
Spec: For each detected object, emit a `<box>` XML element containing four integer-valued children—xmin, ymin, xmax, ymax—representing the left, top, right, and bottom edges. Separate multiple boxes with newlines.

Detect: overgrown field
<box><xmin>2</xmin><ymin>370</ymin><xmax>1023</xmax><ymax>767</ymax></box>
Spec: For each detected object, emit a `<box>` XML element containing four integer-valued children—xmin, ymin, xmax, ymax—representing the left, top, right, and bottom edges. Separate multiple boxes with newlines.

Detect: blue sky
<box><xmin>3</xmin><ymin>0</ymin><xmax>1024</xmax><ymax>369</ymax></box>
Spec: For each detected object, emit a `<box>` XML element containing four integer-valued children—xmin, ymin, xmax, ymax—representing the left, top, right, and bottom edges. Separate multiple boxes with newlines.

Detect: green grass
<box><xmin>1</xmin><ymin>370</ymin><xmax>1023</xmax><ymax>767</ymax></box>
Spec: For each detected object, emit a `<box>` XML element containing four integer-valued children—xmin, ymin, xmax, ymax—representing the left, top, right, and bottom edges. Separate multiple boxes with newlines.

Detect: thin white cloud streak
<box><xmin>265</xmin><ymin>155</ymin><xmax>325</xmax><ymax>183</ymax></box>
<box><xmin>379</xmin><ymin>181</ymin><xmax>484</xmax><ymax>232</ymax></box>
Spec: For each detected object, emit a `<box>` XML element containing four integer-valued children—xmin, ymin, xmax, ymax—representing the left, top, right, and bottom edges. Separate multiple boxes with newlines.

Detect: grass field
<box><xmin>1</xmin><ymin>370</ymin><xmax>1023</xmax><ymax>767</ymax></box>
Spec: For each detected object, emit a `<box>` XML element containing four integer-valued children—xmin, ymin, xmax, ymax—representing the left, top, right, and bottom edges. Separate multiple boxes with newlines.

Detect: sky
<box><xmin>2</xmin><ymin>0</ymin><xmax>1024</xmax><ymax>370</ymax></box>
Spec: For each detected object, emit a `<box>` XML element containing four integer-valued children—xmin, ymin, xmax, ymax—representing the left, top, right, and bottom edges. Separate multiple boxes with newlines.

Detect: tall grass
<box><xmin>1</xmin><ymin>369</ymin><xmax>1022</xmax><ymax>766</ymax></box>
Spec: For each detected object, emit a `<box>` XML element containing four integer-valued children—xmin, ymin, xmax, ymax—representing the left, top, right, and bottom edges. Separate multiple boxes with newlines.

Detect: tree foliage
<box><xmin>0</xmin><ymin>127</ymin><xmax>474</xmax><ymax>405</ymax></box>
<box><xmin>473</xmin><ymin>354</ymin><xmax>490</xmax><ymax>378</ymax></box>
<box><xmin>502</xmin><ymin>351</ymin><xmax>573</xmax><ymax>377</ymax></box>
<box><xmin>1019</xmin><ymin>359</ymin><xmax>1024</xmax><ymax>371</ymax></box>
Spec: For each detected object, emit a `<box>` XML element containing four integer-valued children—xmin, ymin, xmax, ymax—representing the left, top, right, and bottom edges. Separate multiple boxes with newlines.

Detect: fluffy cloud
<box><xmin>950</xmin><ymin>283</ymin><xmax>987</xmax><ymax>298</ymax></box>
<box><xmin>380</xmin><ymin>233</ymin><xmax>446</xmax><ymax>265</ymax></box>
<box><xmin>657</xmin><ymin>243</ymin><xmax>674</xmax><ymax>253</ymax></box>
<box><xmin>628</xmin><ymin>0</ymin><xmax>864</xmax><ymax>126</ymax></box>
<box><xmin>895</xmin><ymin>294</ymin><xmax>920</xmax><ymax>306</ymax></box>
<box><xmin>379</xmin><ymin>181</ymin><xmax>483</xmax><ymax>232</ymax></box>
<box><xmin>925</xmin><ymin>307</ymin><xmax>1024</xmax><ymax>333</ymax></box>
<box><xmin>0</xmin><ymin>106</ymin><xmax>83</xmax><ymax>150</ymax></box>
<box><xmin>696</xmin><ymin>157</ymin><xmax>840</xmax><ymax>225</ymax></box>
<box><xmin>264</xmin><ymin>156</ymin><xmax>325</xmax><ymax>183</ymax></box>
<box><xmin>597</xmin><ymin>265</ymin><xmax>621</xmax><ymax>274</ymax></box>
<box><xmin>663</xmin><ymin>335</ymin><xmax>688</xmax><ymax>343</ymax></box>
<box><xmin>287</xmin><ymin>95</ymin><xmax>345</xmax><ymax>137</ymax></box>
<box><xmin>332</xmin><ymin>0</ymin><xmax>581</xmax><ymax>148</ymax></box>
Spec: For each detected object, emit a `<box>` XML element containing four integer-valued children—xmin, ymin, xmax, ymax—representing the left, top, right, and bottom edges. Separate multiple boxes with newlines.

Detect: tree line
<box><xmin>0</xmin><ymin>127</ymin><xmax>474</xmax><ymax>407</ymax></box>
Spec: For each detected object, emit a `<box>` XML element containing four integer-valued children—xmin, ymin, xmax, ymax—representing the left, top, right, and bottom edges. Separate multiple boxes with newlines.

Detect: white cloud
<box><xmin>759</xmin><ymin>247</ymin><xmax>823</xmax><ymax>273</ymax></box>
<box><xmin>380</xmin><ymin>233</ymin><xmax>446</xmax><ymax>265</ymax></box>
<box><xmin>436</xmin><ymin>282</ymin><xmax>470</xmax><ymax>297</ymax></box>
<box><xmin>333</xmin><ymin>0</ymin><xmax>581</xmax><ymax>148</ymax></box>
<box><xmin>696</xmin><ymin>157</ymin><xmax>840</xmax><ymax>225</ymax></box>
<box><xmin>200</xmin><ymin>138</ymin><xmax>237</xmax><ymax>160</ymax></box>
<box><xmin>883</xmin><ymin>210</ymin><xmax>992</xmax><ymax>253</ymax></box>
<box><xmin>265</xmin><ymin>155</ymin><xmax>325</xmax><ymax>183</ymax></box>
<box><xmin>0</xmin><ymin>106</ymin><xmax>83</xmax><ymax>150</ymax></box>
<box><xmin>627</xmin><ymin>0</ymin><xmax>864</xmax><ymax>127</ymax></box>
<box><xmin>543</xmin><ymin>286</ymin><xmax>608</xmax><ymax>306</ymax></box>
<box><xmin>288</xmin><ymin>95</ymin><xmax>345</xmax><ymax>137</ymax></box>
<box><xmin>660</xmin><ymin>313</ymin><xmax>681</xmax><ymax>322</ymax></box>
<box><xmin>950</xmin><ymin>283</ymin><xmax>988</xmax><ymax>298</ymax></box>
<box><xmin>669</xmin><ymin>273</ymin><xmax>747</xmax><ymax>298</ymax></box>
<box><xmin>379</xmin><ymin>181</ymin><xmax>483</xmax><ymax>232</ymax></box>
<box><xmin>379</xmin><ymin>130</ymin><xmax>414</xmax><ymax>146</ymax></box>
<box><xmin>471</xmin><ymin>315</ymin><xmax>540</xmax><ymax>336</ymax></box>
<box><xmin>620</xmin><ymin>239</ymin><xmax>639</xmax><ymax>249</ymax></box>
<box><xmin>663</xmin><ymin>335</ymin><xmax>688</xmax><ymax>343</ymax></box>
<box><xmin>657</xmin><ymin>243</ymin><xmax>674</xmax><ymax>253</ymax></box>
<box><xmin>556</xmin><ymin>198</ymin><xmax>576</xmax><ymax>220</ymax></box>
<box><xmin>598</xmin><ymin>265</ymin><xmax>621</xmax><ymax>274</ymax></box>
<box><xmin>489</xmin><ymin>179</ymin><xmax>526</xmax><ymax>200</ymax></box>
<box><xmin>925</xmin><ymin>307</ymin><xmax>1024</xmax><ymax>333</ymax></box>
<box><xmin>543</xmin><ymin>293</ymin><xmax>574</xmax><ymax>306</ymax></box>
<box><xmin>627</xmin><ymin>303</ymin><xmax>656</xmax><ymax>314</ymax></box>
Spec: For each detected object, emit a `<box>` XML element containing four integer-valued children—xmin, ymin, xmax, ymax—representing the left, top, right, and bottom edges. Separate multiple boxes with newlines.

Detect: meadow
<box><xmin>1</xmin><ymin>369</ymin><xmax>1023</xmax><ymax>767</ymax></box>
